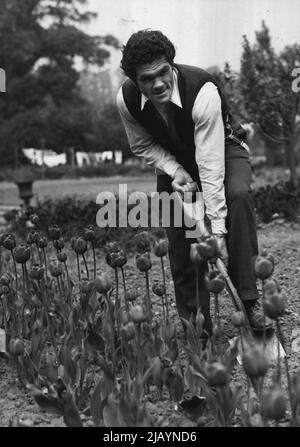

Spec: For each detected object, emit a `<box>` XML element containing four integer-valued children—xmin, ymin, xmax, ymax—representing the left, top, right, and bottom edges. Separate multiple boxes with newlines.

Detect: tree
<box><xmin>240</xmin><ymin>21</ymin><xmax>300</xmax><ymax>186</ymax></box>
<box><xmin>0</xmin><ymin>0</ymin><xmax>116</xmax><ymax>165</ymax></box>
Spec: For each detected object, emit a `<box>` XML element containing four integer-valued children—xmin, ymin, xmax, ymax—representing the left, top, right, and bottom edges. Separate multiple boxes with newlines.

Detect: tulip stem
<box><xmin>57</xmin><ymin>277</ymin><xmax>63</xmax><ymax>301</ymax></box>
<box><xmin>121</xmin><ymin>267</ymin><xmax>129</xmax><ymax>313</ymax></box>
<box><xmin>76</xmin><ymin>253</ymin><xmax>81</xmax><ymax>282</ymax></box>
<box><xmin>161</xmin><ymin>257</ymin><xmax>169</xmax><ymax>321</ymax></box>
<box><xmin>36</xmin><ymin>243</ymin><xmax>43</xmax><ymax>265</ymax></box>
<box><xmin>24</xmin><ymin>262</ymin><xmax>29</xmax><ymax>293</ymax></box>
<box><xmin>275</xmin><ymin>319</ymin><xmax>281</xmax><ymax>385</ymax></box>
<box><xmin>91</xmin><ymin>241</ymin><xmax>96</xmax><ymax>280</ymax></box>
<box><xmin>195</xmin><ymin>265</ymin><xmax>200</xmax><ymax>310</ymax></box>
<box><xmin>63</xmin><ymin>261</ymin><xmax>71</xmax><ymax>303</ymax></box>
<box><xmin>114</xmin><ymin>268</ymin><xmax>121</xmax><ymax>331</ymax></box>
<box><xmin>145</xmin><ymin>270</ymin><xmax>152</xmax><ymax>322</ymax></box>
<box><xmin>261</xmin><ymin>279</ymin><xmax>266</xmax><ymax>350</ymax></box>
<box><xmin>214</xmin><ymin>293</ymin><xmax>220</xmax><ymax>328</ymax></box>
<box><xmin>42</xmin><ymin>248</ymin><xmax>48</xmax><ymax>277</ymax></box>
<box><xmin>239</xmin><ymin>327</ymin><xmax>245</xmax><ymax>353</ymax></box>
<box><xmin>276</xmin><ymin>321</ymin><xmax>295</xmax><ymax>423</ymax></box>
<box><xmin>11</xmin><ymin>250</ymin><xmax>18</xmax><ymax>293</ymax></box>
<box><xmin>82</xmin><ymin>253</ymin><xmax>89</xmax><ymax>279</ymax></box>
<box><xmin>136</xmin><ymin>322</ymin><xmax>142</xmax><ymax>374</ymax></box>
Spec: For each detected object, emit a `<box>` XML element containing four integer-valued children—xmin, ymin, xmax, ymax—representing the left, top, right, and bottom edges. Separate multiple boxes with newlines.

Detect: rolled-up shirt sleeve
<box><xmin>192</xmin><ymin>82</ymin><xmax>227</xmax><ymax>234</ymax></box>
<box><xmin>116</xmin><ymin>87</ymin><xmax>182</xmax><ymax>179</ymax></box>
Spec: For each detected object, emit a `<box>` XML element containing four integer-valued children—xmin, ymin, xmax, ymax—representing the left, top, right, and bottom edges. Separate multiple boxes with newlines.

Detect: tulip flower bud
<box><xmin>53</xmin><ymin>238</ymin><xmax>65</xmax><ymax>251</ymax></box>
<box><xmin>30</xmin><ymin>214</ymin><xmax>40</xmax><ymax>225</ymax></box>
<box><xmin>263</xmin><ymin>278</ymin><xmax>280</xmax><ymax>295</ymax></box>
<box><xmin>0</xmin><ymin>273</ymin><xmax>10</xmax><ymax>286</ymax></box>
<box><xmin>120</xmin><ymin>322</ymin><xmax>136</xmax><ymax>341</ymax></box>
<box><xmin>3</xmin><ymin>234</ymin><xmax>16</xmax><ymax>250</ymax></box>
<box><xmin>129</xmin><ymin>305</ymin><xmax>147</xmax><ymax>324</ymax></box>
<box><xmin>84</xmin><ymin>225</ymin><xmax>96</xmax><ymax>242</ymax></box>
<box><xmin>74</xmin><ymin>237</ymin><xmax>87</xmax><ymax>255</ymax></box>
<box><xmin>49</xmin><ymin>225</ymin><xmax>62</xmax><ymax>241</ymax></box>
<box><xmin>57</xmin><ymin>252</ymin><xmax>67</xmax><ymax>262</ymax></box>
<box><xmin>26</xmin><ymin>232</ymin><xmax>35</xmax><ymax>245</ymax></box>
<box><xmin>37</xmin><ymin>236</ymin><xmax>47</xmax><ymax>249</ymax></box>
<box><xmin>134</xmin><ymin>231</ymin><xmax>151</xmax><ymax>254</ymax></box>
<box><xmin>213</xmin><ymin>323</ymin><xmax>222</xmax><ymax>337</ymax></box>
<box><xmin>125</xmin><ymin>289</ymin><xmax>139</xmax><ymax>302</ymax></box>
<box><xmin>29</xmin><ymin>264</ymin><xmax>44</xmax><ymax>281</ymax></box>
<box><xmin>107</xmin><ymin>241</ymin><xmax>120</xmax><ymax>252</ymax></box>
<box><xmin>254</xmin><ymin>252</ymin><xmax>274</xmax><ymax>280</ymax></box>
<box><xmin>154</xmin><ymin>239</ymin><xmax>168</xmax><ymax>257</ymax></box>
<box><xmin>152</xmin><ymin>282</ymin><xmax>165</xmax><ymax>297</ymax></box>
<box><xmin>195</xmin><ymin>308</ymin><xmax>205</xmax><ymax>334</ymax></box>
<box><xmin>32</xmin><ymin>231</ymin><xmax>41</xmax><ymax>244</ymax></box>
<box><xmin>49</xmin><ymin>260</ymin><xmax>63</xmax><ymax>277</ymax></box>
<box><xmin>94</xmin><ymin>273</ymin><xmax>112</xmax><ymax>294</ymax></box>
<box><xmin>249</xmin><ymin>413</ymin><xmax>264</xmax><ymax>427</ymax></box>
<box><xmin>263</xmin><ymin>292</ymin><xmax>287</xmax><ymax>319</ymax></box>
<box><xmin>200</xmin><ymin>236</ymin><xmax>220</xmax><ymax>261</ymax></box>
<box><xmin>261</xmin><ymin>386</ymin><xmax>287</xmax><ymax>421</ymax></box>
<box><xmin>80</xmin><ymin>279</ymin><xmax>94</xmax><ymax>294</ymax></box>
<box><xmin>231</xmin><ymin>311</ymin><xmax>246</xmax><ymax>328</ymax></box>
<box><xmin>114</xmin><ymin>250</ymin><xmax>127</xmax><ymax>268</ymax></box>
<box><xmin>14</xmin><ymin>244</ymin><xmax>31</xmax><ymax>264</ymax></box>
<box><xmin>190</xmin><ymin>243</ymin><xmax>202</xmax><ymax>263</ymax></box>
<box><xmin>152</xmin><ymin>356</ymin><xmax>163</xmax><ymax>385</ymax></box>
<box><xmin>0</xmin><ymin>233</ymin><xmax>7</xmax><ymax>246</ymax></box>
<box><xmin>1</xmin><ymin>285</ymin><xmax>9</xmax><ymax>295</ymax></box>
<box><xmin>10</xmin><ymin>338</ymin><xmax>25</xmax><ymax>356</ymax></box>
<box><xmin>70</xmin><ymin>237</ymin><xmax>77</xmax><ymax>251</ymax></box>
<box><xmin>206</xmin><ymin>270</ymin><xmax>225</xmax><ymax>294</ymax></box>
<box><xmin>136</xmin><ymin>253</ymin><xmax>152</xmax><ymax>272</ymax></box>
<box><xmin>120</xmin><ymin>307</ymin><xmax>129</xmax><ymax>325</ymax></box>
<box><xmin>205</xmin><ymin>361</ymin><xmax>229</xmax><ymax>387</ymax></box>
<box><xmin>106</xmin><ymin>251</ymin><xmax>120</xmax><ymax>268</ymax></box>
<box><xmin>242</xmin><ymin>344</ymin><xmax>269</xmax><ymax>378</ymax></box>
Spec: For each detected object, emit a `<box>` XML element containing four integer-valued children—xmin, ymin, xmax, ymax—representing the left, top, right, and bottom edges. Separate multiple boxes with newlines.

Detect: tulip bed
<box><xmin>0</xmin><ymin>217</ymin><xmax>300</xmax><ymax>427</ymax></box>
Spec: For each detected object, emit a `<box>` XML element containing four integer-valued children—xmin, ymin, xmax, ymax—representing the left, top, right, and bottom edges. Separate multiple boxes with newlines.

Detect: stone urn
<box><xmin>13</xmin><ymin>166</ymin><xmax>36</xmax><ymax>207</ymax></box>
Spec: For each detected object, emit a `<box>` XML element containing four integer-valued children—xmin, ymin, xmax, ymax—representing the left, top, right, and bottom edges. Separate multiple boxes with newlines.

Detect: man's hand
<box><xmin>213</xmin><ymin>234</ymin><xmax>228</xmax><ymax>267</ymax></box>
<box><xmin>172</xmin><ymin>167</ymin><xmax>198</xmax><ymax>194</ymax></box>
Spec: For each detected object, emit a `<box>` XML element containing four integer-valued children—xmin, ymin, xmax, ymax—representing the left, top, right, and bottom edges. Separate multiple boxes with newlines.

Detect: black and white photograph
<box><xmin>0</xmin><ymin>0</ymin><xmax>300</xmax><ymax>430</ymax></box>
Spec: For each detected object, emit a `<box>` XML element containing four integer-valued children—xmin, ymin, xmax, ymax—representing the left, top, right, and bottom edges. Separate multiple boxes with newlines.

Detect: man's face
<box><xmin>136</xmin><ymin>57</ymin><xmax>174</xmax><ymax>106</ymax></box>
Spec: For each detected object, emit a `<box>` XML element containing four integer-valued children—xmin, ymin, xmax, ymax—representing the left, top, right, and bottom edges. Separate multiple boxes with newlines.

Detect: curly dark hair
<box><xmin>120</xmin><ymin>30</ymin><xmax>176</xmax><ymax>81</ymax></box>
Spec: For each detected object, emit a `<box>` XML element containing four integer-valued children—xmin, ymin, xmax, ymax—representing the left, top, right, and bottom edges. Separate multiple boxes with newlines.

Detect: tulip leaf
<box><xmin>90</xmin><ymin>379</ymin><xmax>104</xmax><ymax>427</ymax></box>
<box><xmin>28</xmin><ymin>384</ymin><xmax>64</xmax><ymax>415</ymax></box>
<box><xmin>86</xmin><ymin>326</ymin><xmax>105</xmax><ymax>355</ymax></box>
<box><xmin>62</xmin><ymin>391</ymin><xmax>82</xmax><ymax>427</ymax></box>
<box><xmin>103</xmin><ymin>392</ymin><xmax>121</xmax><ymax>427</ymax></box>
<box><xmin>45</xmin><ymin>357</ymin><xmax>58</xmax><ymax>383</ymax></box>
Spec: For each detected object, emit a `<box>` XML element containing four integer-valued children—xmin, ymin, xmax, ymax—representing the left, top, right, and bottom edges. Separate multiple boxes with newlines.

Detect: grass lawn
<box><xmin>0</xmin><ymin>175</ymin><xmax>157</xmax><ymax>207</ymax></box>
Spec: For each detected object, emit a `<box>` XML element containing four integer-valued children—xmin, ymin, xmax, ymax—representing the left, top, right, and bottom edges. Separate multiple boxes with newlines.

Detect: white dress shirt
<box><xmin>116</xmin><ymin>69</ymin><xmax>227</xmax><ymax>234</ymax></box>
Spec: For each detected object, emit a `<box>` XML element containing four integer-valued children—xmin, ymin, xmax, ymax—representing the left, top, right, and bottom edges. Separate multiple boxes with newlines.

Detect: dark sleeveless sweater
<box><xmin>122</xmin><ymin>64</ymin><xmax>246</xmax><ymax>184</ymax></box>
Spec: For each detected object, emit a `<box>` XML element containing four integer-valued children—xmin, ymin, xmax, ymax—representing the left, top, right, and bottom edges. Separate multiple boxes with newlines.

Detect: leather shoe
<box><xmin>244</xmin><ymin>300</ymin><xmax>273</xmax><ymax>331</ymax></box>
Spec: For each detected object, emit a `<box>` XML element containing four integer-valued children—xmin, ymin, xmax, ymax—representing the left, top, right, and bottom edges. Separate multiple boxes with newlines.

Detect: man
<box><xmin>117</xmin><ymin>29</ymin><xmax>269</xmax><ymax>334</ymax></box>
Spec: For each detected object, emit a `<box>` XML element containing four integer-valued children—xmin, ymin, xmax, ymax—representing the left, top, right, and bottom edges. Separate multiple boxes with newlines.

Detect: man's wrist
<box><xmin>173</xmin><ymin>166</ymin><xmax>185</xmax><ymax>178</ymax></box>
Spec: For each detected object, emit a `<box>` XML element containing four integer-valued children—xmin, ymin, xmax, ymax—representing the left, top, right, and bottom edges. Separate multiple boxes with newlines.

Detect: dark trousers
<box><xmin>157</xmin><ymin>144</ymin><xmax>259</xmax><ymax>330</ymax></box>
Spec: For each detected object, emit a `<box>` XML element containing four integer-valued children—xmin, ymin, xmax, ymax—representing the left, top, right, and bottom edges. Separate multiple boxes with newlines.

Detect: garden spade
<box><xmin>173</xmin><ymin>187</ymin><xmax>285</xmax><ymax>362</ymax></box>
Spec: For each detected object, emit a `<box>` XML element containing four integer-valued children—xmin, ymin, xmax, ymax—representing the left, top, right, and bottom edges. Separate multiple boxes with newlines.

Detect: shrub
<box><xmin>251</xmin><ymin>180</ymin><xmax>300</xmax><ymax>223</ymax></box>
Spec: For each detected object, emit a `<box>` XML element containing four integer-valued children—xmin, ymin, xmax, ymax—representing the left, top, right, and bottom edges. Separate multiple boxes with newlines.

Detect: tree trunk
<box><xmin>285</xmin><ymin>139</ymin><xmax>298</xmax><ymax>188</ymax></box>
<box><xmin>263</xmin><ymin>138</ymin><xmax>284</xmax><ymax>166</ymax></box>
